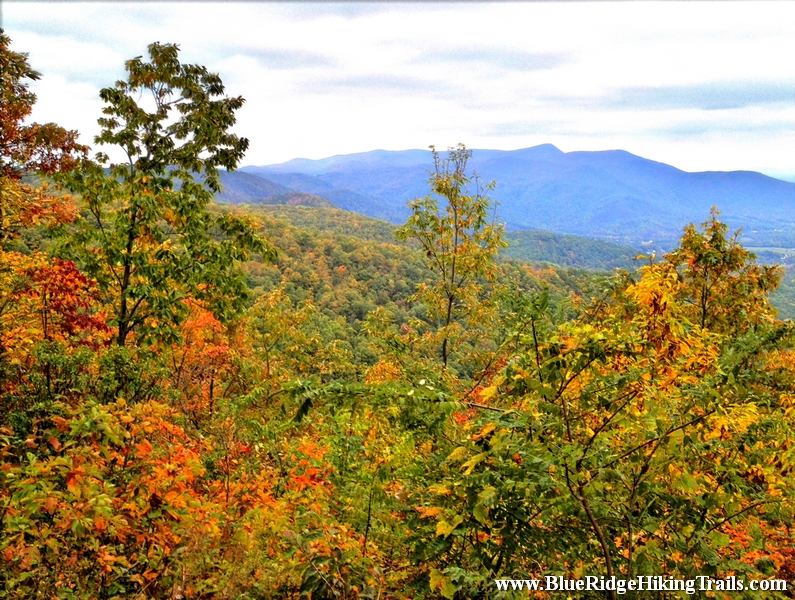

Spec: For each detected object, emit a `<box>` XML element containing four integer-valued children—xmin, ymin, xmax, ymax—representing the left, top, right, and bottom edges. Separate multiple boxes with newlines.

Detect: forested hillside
<box><xmin>2</xmin><ymin>34</ymin><xmax>794</xmax><ymax>600</ymax></box>
<box><xmin>216</xmin><ymin>205</ymin><xmax>603</xmax><ymax>374</ymax></box>
<box><xmin>230</xmin><ymin>205</ymin><xmax>642</xmax><ymax>269</ymax></box>
<box><xmin>233</xmin><ymin>206</ymin><xmax>795</xmax><ymax>320</ymax></box>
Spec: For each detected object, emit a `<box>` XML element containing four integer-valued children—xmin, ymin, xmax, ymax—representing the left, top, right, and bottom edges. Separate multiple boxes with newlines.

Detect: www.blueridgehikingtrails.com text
<box><xmin>495</xmin><ymin>576</ymin><xmax>788</xmax><ymax>595</ymax></box>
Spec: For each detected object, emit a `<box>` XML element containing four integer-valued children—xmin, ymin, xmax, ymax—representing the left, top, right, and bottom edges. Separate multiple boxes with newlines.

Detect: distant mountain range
<box><xmin>217</xmin><ymin>145</ymin><xmax>795</xmax><ymax>249</ymax></box>
<box><xmin>214</xmin><ymin>171</ymin><xmax>333</xmax><ymax>208</ymax></box>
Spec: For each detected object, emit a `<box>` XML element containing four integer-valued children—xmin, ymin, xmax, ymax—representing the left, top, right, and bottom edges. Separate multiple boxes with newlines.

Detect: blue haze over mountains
<box><xmin>218</xmin><ymin>144</ymin><xmax>795</xmax><ymax>250</ymax></box>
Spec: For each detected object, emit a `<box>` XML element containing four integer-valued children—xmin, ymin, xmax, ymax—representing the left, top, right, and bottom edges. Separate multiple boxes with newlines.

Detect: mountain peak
<box><xmin>518</xmin><ymin>143</ymin><xmax>564</xmax><ymax>158</ymax></box>
<box><xmin>232</xmin><ymin>146</ymin><xmax>795</xmax><ymax>247</ymax></box>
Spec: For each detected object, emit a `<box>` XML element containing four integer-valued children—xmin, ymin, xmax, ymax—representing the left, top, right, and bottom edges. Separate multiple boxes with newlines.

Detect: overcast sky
<box><xmin>4</xmin><ymin>2</ymin><xmax>794</xmax><ymax>179</ymax></box>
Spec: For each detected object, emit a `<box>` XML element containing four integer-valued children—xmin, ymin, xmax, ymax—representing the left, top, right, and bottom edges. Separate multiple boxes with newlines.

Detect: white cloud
<box><xmin>5</xmin><ymin>2</ymin><xmax>794</xmax><ymax>177</ymax></box>
<box><xmin>25</xmin><ymin>73</ymin><xmax>102</xmax><ymax>143</ymax></box>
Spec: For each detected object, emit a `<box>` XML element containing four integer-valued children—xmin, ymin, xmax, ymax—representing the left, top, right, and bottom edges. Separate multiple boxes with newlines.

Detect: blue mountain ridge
<box><xmin>235</xmin><ymin>145</ymin><xmax>795</xmax><ymax>249</ymax></box>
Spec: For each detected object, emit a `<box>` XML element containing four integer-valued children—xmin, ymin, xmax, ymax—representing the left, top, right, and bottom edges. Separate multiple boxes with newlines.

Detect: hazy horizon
<box><xmin>4</xmin><ymin>2</ymin><xmax>794</xmax><ymax>180</ymax></box>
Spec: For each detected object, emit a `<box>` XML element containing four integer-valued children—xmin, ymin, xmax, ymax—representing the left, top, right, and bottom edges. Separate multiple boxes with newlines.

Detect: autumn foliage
<box><xmin>1</xmin><ymin>31</ymin><xmax>794</xmax><ymax>600</ymax></box>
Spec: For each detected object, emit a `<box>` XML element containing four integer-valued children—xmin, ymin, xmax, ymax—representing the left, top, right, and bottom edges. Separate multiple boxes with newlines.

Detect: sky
<box><xmin>3</xmin><ymin>2</ymin><xmax>795</xmax><ymax>179</ymax></box>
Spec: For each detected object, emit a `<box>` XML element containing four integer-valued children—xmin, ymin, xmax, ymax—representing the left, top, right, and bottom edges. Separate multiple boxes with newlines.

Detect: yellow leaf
<box><xmin>415</xmin><ymin>506</ymin><xmax>444</xmax><ymax>519</ymax></box>
<box><xmin>479</xmin><ymin>385</ymin><xmax>497</xmax><ymax>402</ymax></box>
<box><xmin>471</xmin><ymin>423</ymin><xmax>496</xmax><ymax>441</ymax></box>
<box><xmin>446</xmin><ymin>446</ymin><xmax>468</xmax><ymax>462</ymax></box>
<box><xmin>461</xmin><ymin>452</ymin><xmax>488</xmax><ymax>475</ymax></box>
<box><xmin>429</xmin><ymin>569</ymin><xmax>457</xmax><ymax>599</ymax></box>
<box><xmin>436</xmin><ymin>514</ymin><xmax>464</xmax><ymax>537</ymax></box>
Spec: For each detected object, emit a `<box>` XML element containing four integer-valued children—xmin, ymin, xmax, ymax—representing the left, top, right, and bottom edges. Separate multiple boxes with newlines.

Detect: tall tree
<box><xmin>395</xmin><ymin>144</ymin><xmax>506</xmax><ymax>370</ymax></box>
<box><xmin>58</xmin><ymin>42</ymin><xmax>274</xmax><ymax>346</ymax></box>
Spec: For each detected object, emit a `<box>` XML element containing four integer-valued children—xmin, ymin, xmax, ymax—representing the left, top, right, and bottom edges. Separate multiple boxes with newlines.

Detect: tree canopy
<box><xmin>57</xmin><ymin>42</ymin><xmax>274</xmax><ymax>346</ymax></box>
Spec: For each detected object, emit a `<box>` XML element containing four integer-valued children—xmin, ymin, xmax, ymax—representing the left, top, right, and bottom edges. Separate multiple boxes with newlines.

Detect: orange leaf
<box><xmin>44</xmin><ymin>497</ymin><xmax>58</xmax><ymax>514</ymax></box>
<box><xmin>52</xmin><ymin>416</ymin><xmax>70</xmax><ymax>432</ymax></box>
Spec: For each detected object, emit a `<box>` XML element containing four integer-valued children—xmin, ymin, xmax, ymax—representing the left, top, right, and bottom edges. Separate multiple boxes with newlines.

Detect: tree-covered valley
<box><xmin>2</xmin><ymin>34</ymin><xmax>794</xmax><ymax>600</ymax></box>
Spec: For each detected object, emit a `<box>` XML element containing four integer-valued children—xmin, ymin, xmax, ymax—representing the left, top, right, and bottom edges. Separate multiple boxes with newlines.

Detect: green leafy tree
<box><xmin>666</xmin><ymin>207</ymin><xmax>781</xmax><ymax>333</ymax></box>
<box><xmin>395</xmin><ymin>144</ymin><xmax>506</xmax><ymax>371</ymax></box>
<box><xmin>58</xmin><ymin>42</ymin><xmax>274</xmax><ymax>346</ymax></box>
<box><xmin>411</xmin><ymin>213</ymin><xmax>795</xmax><ymax>598</ymax></box>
